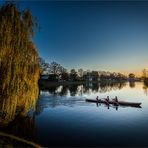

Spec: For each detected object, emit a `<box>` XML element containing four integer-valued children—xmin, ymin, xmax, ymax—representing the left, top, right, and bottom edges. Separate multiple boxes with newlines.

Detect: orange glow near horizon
<box><xmin>103</xmin><ymin>69</ymin><xmax>145</xmax><ymax>77</ymax></box>
<box><xmin>120</xmin><ymin>70</ymin><xmax>144</xmax><ymax>77</ymax></box>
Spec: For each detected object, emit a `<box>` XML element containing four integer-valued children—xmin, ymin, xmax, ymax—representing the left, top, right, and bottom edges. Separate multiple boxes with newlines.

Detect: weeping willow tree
<box><xmin>0</xmin><ymin>2</ymin><xmax>39</xmax><ymax>124</ymax></box>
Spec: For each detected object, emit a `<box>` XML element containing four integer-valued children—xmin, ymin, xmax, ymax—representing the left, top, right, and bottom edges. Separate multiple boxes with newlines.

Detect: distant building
<box><xmin>40</xmin><ymin>74</ymin><xmax>49</xmax><ymax>80</ymax></box>
<box><xmin>40</xmin><ymin>74</ymin><xmax>59</xmax><ymax>82</ymax></box>
<box><xmin>48</xmin><ymin>74</ymin><xmax>59</xmax><ymax>82</ymax></box>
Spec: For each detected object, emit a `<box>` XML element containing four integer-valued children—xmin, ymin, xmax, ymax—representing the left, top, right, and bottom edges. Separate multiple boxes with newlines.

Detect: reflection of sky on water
<box><xmin>39</xmin><ymin>82</ymin><xmax>148</xmax><ymax>106</ymax></box>
<box><xmin>37</xmin><ymin>82</ymin><xmax>148</xmax><ymax>121</ymax></box>
<box><xmin>35</xmin><ymin>82</ymin><xmax>148</xmax><ymax>147</ymax></box>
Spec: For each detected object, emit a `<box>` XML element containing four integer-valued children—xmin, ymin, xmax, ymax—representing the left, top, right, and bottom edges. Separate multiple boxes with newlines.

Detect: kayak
<box><xmin>85</xmin><ymin>99</ymin><xmax>141</xmax><ymax>107</ymax></box>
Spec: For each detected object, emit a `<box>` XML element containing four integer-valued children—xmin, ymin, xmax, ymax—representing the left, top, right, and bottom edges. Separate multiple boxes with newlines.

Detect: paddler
<box><xmin>96</xmin><ymin>96</ymin><xmax>99</xmax><ymax>101</ymax></box>
<box><xmin>106</xmin><ymin>96</ymin><xmax>109</xmax><ymax>102</ymax></box>
<box><xmin>115</xmin><ymin>96</ymin><xmax>118</xmax><ymax>102</ymax></box>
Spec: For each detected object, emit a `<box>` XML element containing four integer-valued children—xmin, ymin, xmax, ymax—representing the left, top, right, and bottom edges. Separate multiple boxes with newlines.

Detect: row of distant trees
<box><xmin>39</xmin><ymin>57</ymin><xmax>67</xmax><ymax>75</ymax></box>
<box><xmin>39</xmin><ymin>57</ymin><xmax>148</xmax><ymax>83</ymax></box>
<box><xmin>39</xmin><ymin>57</ymin><xmax>83</xmax><ymax>81</ymax></box>
<box><xmin>39</xmin><ymin>57</ymin><xmax>128</xmax><ymax>82</ymax></box>
<box><xmin>142</xmin><ymin>69</ymin><xmax>148</xmax><ymax>85</ymax></box>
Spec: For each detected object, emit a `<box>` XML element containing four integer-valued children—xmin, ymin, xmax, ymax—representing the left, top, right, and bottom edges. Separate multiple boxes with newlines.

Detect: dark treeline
<box><xmin>142</xmin><ymin>70</ymin><xmax>148</xmax><ymax>95</ymax></box>
<box><xmin>39</xmin><ymin>57</ymin><xmax>127</xmax><ymax>82</ymax></box>
<box><xmin>143</xmin><ymin>69</ymin><xmax>148</xmax><ymax>86</ymax></box>
<box><xmin>39</xmin><ymin>57</ymin><xmax>148</xmax><ymax>83</ymax></box>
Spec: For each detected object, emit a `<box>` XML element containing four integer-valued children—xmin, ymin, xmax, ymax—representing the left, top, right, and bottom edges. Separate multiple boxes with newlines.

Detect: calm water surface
<box><xmin>33</xmin><ymin>82</ymin><xmax>148</xmax><ymax>147</ymax></box>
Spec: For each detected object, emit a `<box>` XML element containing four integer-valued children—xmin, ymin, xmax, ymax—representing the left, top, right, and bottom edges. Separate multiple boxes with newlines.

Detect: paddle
<box><xmin>112</xmin><ymin>97</ymin><xmax>119</xmax><ymax>106</ymax></box>
<box><xmin>104</xmin><ymin>97</ymin><xmax>110</xmax><ymax>105</ymax></box>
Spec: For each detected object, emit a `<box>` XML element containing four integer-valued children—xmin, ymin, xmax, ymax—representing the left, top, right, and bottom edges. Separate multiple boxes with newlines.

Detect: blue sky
<box><xmin>1</xmin><ymin>1</ymin><xmax>148</xmax><ymax>75</ymax></box>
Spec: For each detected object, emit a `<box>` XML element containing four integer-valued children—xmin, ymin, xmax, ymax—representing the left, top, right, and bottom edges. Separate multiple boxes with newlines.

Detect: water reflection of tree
<box><xmin>36</xmin><ymin>95</ymin><xmax>84</xmax><ymax>114</ymax></box>
<box><xmin>0</xmin><ymin>98</ymin><xmax>38</xmax><ymax>147</ymax></box>
<box><xmin>83</xmin><ymin>83</ymin><xmax>92</xmax><ymax>95</ymax></box>
<box><xmin>99</xmin><ymin>83</ymin><xmax>111</xmax><ymax>93</ymax></box>
<box><xmin>42</xmin><ymin>82</ymin><xmax>127</xmax><ymax>96</ymax></box>
<box><xmin>129</xmin><ymin>81</ymin><xmax>135</xmax><ymax>88</ymax></box>
<box><xmin>0</xmin><ymin>95</ymin><xmax>37</xmax><ymax>142</ymax></box>
<box><xmin>98</xmin><ymin>82</ymin><xmax>126</xmax><ymax>93</ymax></box>
<box><xmin>69</xmin><ymin>85</ymin><xmax>78</xmax><ymax>96</ymax></box>
<box><xmin>143</xmin><ymin>82</ymin><xmax>148</xmax><ymax>96</ymax></box>
<box><xmin>48</xmin><ymin>86</ymin><xmax>58</xmax><ymax>95</ymax></box>
<box><xmin>0</xmin><ymin>95</ymin><xmax>37</xmax><ymax>125</ymax></box>
<box><xmin>58</xmin><ymin>86</ymin><xmax>68</xmax><ymax>96</ymax></box>
<box><xmin>91</xmin><ymin>83</ymin><xmax>99</xmax><ymax>93</ymax></box>
<box><xmin>36</xmin><ymin>82</ymin><xmax>128</xmax><ymax>116</ymax></box>
<box><xmin>45</xmin><ymin>86</ymin><xmax>69</xmax><ymax>96</ymax></box>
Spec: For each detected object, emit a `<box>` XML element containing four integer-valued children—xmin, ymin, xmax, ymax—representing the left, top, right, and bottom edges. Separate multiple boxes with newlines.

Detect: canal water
<box><xmin>34</xmin><ymin>82</ymin><xmax>148</xmax><ymax>147</ymax></box>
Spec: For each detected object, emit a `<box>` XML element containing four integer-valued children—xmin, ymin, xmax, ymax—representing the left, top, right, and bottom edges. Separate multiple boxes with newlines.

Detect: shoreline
<box><xmin>38</xmin><ymin>79</ymin><xmax>85</xmax><ymax>88</ymax></box>
<box><xmin>38</xmin><ymin>79</ymin><xmax>128</xmax><ymax>88</ymax></box>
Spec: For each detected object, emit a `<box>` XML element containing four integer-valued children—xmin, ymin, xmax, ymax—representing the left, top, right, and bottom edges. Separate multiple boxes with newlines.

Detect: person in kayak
<box><xmin>105</xmin><ymin>96</ymin><xmax>110</xmax><ymax>105</ymax></box>
<box><xmin>106</xmin><ymin>96</ymin><xmax>109</xmax><ymax>102</ymax></box>
<box><xmin>115</xmin><ymin>96</ymin><xmax>118</xmax><ymax>102</ymax></box>
<box><xmin>112</xmin><ymin>96</ymin><xmax>119</xmax><ymax>105</ymax></box>
<box><xmin>96</xmin><ymin>96</ymin><xmax>99</xmax><ymax>101</ymax></box>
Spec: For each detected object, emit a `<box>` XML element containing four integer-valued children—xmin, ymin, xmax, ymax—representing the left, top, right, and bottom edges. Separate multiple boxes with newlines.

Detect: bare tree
<box><xmin>38</xmin><ymin>57</ymin><xmax>49</xmax><ymax>75</ymax></box>
<box><xmin>70</xmin><ymin>69</ymin><xmax>78</xmax><ymax>81</ymax></box>
<box><xmin>48</xmin><ymin>61</ymin><xmax>67</xmax><ymax>76</ymax></box>
<box><xmin>78</xmin><ymin>68</ymin><xmax>83</xmax><ymax>77</ymax></box>
<box><xmin>143</xmin><ymin>69</ymin><xmax>148</xmax><ymax>78</ymax></box>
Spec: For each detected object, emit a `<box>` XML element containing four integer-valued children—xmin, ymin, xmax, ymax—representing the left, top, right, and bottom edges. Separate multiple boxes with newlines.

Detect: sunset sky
<box><xmin>1</xmin><ymin>1</ymin><xmax>148</xmax><ymax>75</ymax></box>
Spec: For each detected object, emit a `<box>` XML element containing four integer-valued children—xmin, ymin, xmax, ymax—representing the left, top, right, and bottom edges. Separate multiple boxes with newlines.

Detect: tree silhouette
<box><xmin>129</xmin><ymin>73</ymin><xmax>135</xmax><ymax>79</ymax></box>
<box><xmin>70</xmin><ymin>69</ymin><xmax>78</xmax><ymax>81</ymax></box>
<box><xmin>48</xmin><ymin>61</ymin><xmax>66</xmax><ymax>76</ymax></box>
<box><xmin>0</xmin><ymin>2</ymin><xmax>39</xmax><ymax>123</ymax></box>
<box><xmin>38</xmin><ymin>57</ymin><xmax>49</xmax><ymax>75</ymax></box>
